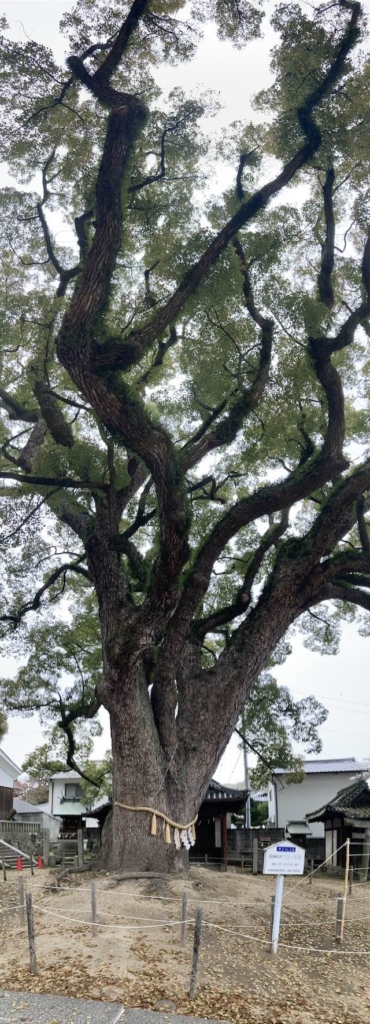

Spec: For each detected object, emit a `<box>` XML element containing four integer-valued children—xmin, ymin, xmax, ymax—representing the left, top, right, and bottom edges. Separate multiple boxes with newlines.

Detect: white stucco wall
<box><xmin>0</xmin><ymin>765</ymin><xmax>13</xmax><ymax>788</ymax></box>
<box><xmin>268</xmin><ymin>771</ymin><xmax>363</xmax><ymax>839</ymax></box>
<box><xmin>50</xmin><ymin>775</ymin><xmax>90</xmax><ymax>816</ymax></box>
<box><xmin>0</xmin><ymin>752</ymin><xmax>20</xmax><ymax>788</ymax></box>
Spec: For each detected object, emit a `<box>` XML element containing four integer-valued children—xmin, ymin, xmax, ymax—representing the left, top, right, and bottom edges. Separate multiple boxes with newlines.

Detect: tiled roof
<box><xmin>307</xmin><ymin>778</ymin><xmax>370</xmax><ymax>822</ymax></box>
<box><xmin>54</xmin><ymin>801</ymin><xmax>90</xmax><ymax>815</ymax></box>
<box><xmin>274</xmin><ymin>758</ymin><xmax>370</xmax><ymax>775</ymax></box>
<box><xmin>91</xmin><ymin>778</ymin><xmax>247</xmax><ymax>817</ymax></box>
<box><xmin>207</xmin><ymin>780</ymin><xmax>247</xmax><ymax>799</ymax></box>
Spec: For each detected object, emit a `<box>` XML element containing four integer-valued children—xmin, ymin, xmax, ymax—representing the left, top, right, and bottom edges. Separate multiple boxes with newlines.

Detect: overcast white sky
<box><xmin>0</xmin><ymin>1</ymin><xmax>369</xmax><ymax>782</ymax></box>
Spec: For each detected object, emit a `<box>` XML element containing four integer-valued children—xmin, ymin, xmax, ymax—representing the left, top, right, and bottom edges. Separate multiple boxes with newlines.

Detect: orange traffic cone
<box><xmin>16</xmin><ymin>856</ymin><xmax>22</xmax><ymax>871</ymax></box>
<box><xmin>37</xmin><ymin>856</ymin><xmax>43</xmax><ymax>869</ymax></box>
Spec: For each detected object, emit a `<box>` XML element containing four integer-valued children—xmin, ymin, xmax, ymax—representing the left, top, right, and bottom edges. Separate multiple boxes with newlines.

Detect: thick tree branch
<box><xmin>92</xmin><ymin>0</ymin><xmax>149</xmax><ymax>85</ymax></box>
<box><xmin>193</xmin><ymin>510</ymin><xmax>289</xmax><ymax>639</ymax></box>
<box><xmin>0</xmin><ymin>470</ymin><xmax>108</xmax><ymax>491</ymax></box>
<box><xmin>91</xmin><ymin>2</ymin><xmax>361</xmax><ymax>371</ymax></box>
<box><xmin>110</xmin><ymin>533</ymin><xmax>148</xmax><ymax>587</ymax></box>
<box><xmin>236</xmin><ymin>150</ymin><xmax>258</xmax><ymax>201</ymax></box>
<box><xmin>0</xmin><ymin>389</ymin><xmax>38</xmax><ymax>423</ymax></box>
<box><xmin>309</xmin><ymin>580</ymin><xmax>370</xmax><ymax>613</ymax></box>
<box><xmin>18</xmin><ymin>418</ymin><xmax>47</xmax><ymax>473</ymax></box>
<box><xmin>317</xmin><ymin>166</ymin><xmax>335</xmax><ymax>307</ymax></box>
<box><xmin>325</xmin><ymin>232</ymin><xmax>370</xmax><ymax>352</ymax></box>
<box><xmin>356</xmin><ymin>496</ymin><xmax>370</xmax><ymax>551</ymax></box>
<box><xmin>33</xmin><ymin>380</ymin><xmax>75</xmax><ymax>448</ymax></box>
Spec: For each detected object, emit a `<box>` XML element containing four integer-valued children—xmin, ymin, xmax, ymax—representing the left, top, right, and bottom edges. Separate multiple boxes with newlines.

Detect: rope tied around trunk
<box><xmin>114</xmin><ymin>801</ymin><xmax>197</xmax><ymax>849</ymax></box>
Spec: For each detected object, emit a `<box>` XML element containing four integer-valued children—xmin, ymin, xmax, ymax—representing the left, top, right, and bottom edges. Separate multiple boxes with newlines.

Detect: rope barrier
<box><xmin>33</xmin><ymin>904</ymin><xmax>192</xmax><ymax>930</ymax></box>
<box><xmin>282</xmin><ymin>841</ymin><xmax>348</xmax><ymax>900</ymax></box>
<box><xmin>203</xmin><ymin>920</ymin><xmax>370</xmax><ymax>955</ymax></box>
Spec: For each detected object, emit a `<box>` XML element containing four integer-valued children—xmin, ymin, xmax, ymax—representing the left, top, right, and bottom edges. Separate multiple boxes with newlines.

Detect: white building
<box><xmin>268</xmin><ymin>758</ymin><xmax>370</xmax><ymax>839</ymax></box>
<box><xmin>0</xmin><ymin>748</ymin><xmax>21</xmax><ymax>819</ymax></box>
<box><xmin>49</xmin><ymin>771</ymin><xmax>98</xmax><ymax>834</ymax></box>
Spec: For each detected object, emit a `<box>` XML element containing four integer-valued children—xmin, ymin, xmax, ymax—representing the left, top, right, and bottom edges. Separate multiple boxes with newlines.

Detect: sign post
<box><xmin>263</xmin><ymin>840</ymin><xmax>305</xmax><ymax>955</ymax></box>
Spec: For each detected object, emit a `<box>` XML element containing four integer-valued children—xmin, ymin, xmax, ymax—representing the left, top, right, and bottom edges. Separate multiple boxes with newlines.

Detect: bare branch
<box><xmin>36</xmin><ymin>151</ymin><xmax>80</xmax><ymax>298</ymax></box>
<box><xmin>0</xmin><ymin>556</ymin><xmax>91</xmax><ymax>629</ymax></box>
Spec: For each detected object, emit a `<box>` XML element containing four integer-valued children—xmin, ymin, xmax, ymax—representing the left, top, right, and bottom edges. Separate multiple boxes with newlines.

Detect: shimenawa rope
<box><xmin>114</xmin><ymin>801</ymin><xmax>197</xmax><ymax>848</ymax></box>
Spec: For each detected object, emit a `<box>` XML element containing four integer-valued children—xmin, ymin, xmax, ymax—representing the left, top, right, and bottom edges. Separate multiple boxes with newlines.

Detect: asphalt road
<box><xmin>0</xmin><ymin>992</ymin><xmax>230</xmax><ymax>1024</ymax></box>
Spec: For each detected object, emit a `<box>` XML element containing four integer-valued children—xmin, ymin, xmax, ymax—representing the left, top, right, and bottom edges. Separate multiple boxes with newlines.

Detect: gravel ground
<box><xmin>0</xmin><ymin>992</ymin><xmax>230</xmax><ymax>1024</ymax></box>
<box><xmin>1</xmin><ymin>868</ymin><xmax>369</xmax><ymax>1024</ymax></box>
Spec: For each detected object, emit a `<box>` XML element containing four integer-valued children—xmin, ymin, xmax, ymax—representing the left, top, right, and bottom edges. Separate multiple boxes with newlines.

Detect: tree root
<box><xmin>53</xmin><ymin>861</ymin><xmax>99</xmax><ymax>882</ymax></box>
<box><xmin>111</xmin><ymin>870</ymin><xmax>189</xmax><ymax>883</ymax></box>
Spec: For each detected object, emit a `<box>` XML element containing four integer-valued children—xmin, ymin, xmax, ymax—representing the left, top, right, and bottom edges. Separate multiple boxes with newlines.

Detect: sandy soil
<box><xmin>0</xmin><ymin>866</ymin><xmax>369</xmax><ymax>1024</ymax></box>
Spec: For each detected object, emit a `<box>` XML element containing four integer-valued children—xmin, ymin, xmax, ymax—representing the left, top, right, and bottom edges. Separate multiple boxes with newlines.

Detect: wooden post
<box><xmin>309</xmin><ymin>858</ymin><xmax>313</xmax><ymax>884</ymax></box>
<box><xmin>30</xmin><ymin>853</ymin><xmax>34</xmax><ymax>877</ymax></box>
<box><xmin>26</xmin><ymin>892</ymin><xmax>37</xmax><ymax>974</ymax></box>
<box><xmin>189</xmin><ymin>907</ymin><xmax>202</xmax><ymax>999</ymax></box>
<box><xmin>220</xmin><ymin>815</ymin><xmax>226</xmax><ymax>872</ymax></box>
<box><xmin>349</xmin><ymin>865</ymin><xmax>353</xmax><ymax>895</ymax></box>
<box><xmin>269</xmin><ymin>894</ymin><xmax>275</xmax><ymax>953</ymax></box>
<box><xmin>1</xmin><ymin>859</ymin><xmax>6</xmax><ymax>882</ymax></box>
<box><xmin>74</xmin><ymin>854</ymin><xmax>79</xmax><ymax>869</ymax></box>
<box><xmin>91</xmin><ymin>881</ymin><xmax>97</xmax><ymax>936</ymax></box>
<box><xmin>335</xmin><ymin>895</ymin><xmax>344</xmax><ymax>944</ymax></box>
<box><xmin>77</xmin><ymin>829</ymin><xmax>84</xmax><ymax>868</ymax></box>
<box><xmin>359</xmin><ymin>828</ymin><xmax>370</xmax><ymax>883</ymax></box>
<box><xmin>18</xmin><ymin>875</ymin><xmax>25</xmax><ymax>927</ymax></box>
<box><xmin>181</xmin><ymin>890</ymin><xmax>188</xmax><ymax>947</ymax></box>
<box><xmin>240</xmin><ymin>855</ymin><xmax>244</xmax><ymax>874</ymax></box>
<box><xmin>43</xmin><ymin>831</ymin><xmax>50</xmax><ymax>869</ymax></box>
<box><xmin>252</xmin><ymin>837</ymin><xmax>258</xmax><ymax>875</ymax></box>
<box><xmin>340</xmin><ymin>838</ymin><xmax>350</xmax><ymax>942</ymax></box>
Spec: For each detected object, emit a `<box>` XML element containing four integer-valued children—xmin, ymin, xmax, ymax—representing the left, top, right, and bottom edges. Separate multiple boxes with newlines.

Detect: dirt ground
<box><xmin>0</xmin><ymin>866</ymin><xmax>369</xmax><ymax>1024</ymax></box>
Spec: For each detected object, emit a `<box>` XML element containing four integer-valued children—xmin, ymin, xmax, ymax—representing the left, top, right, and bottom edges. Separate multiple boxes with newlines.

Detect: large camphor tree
<box><xmin>0</xmin><ymin>0</ymin><xmax>370</xmax><ymax>871</ymax></box>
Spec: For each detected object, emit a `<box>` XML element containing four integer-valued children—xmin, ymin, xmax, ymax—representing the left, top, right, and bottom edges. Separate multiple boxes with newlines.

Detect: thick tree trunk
<box><xmin>100</xmin><ymin>665</ymin><xmax>193</xmax><ymax>873</ymax></box>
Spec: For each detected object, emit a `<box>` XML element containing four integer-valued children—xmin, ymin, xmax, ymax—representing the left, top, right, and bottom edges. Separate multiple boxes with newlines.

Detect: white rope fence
<box><xmin>1</xmin><ymin>843</ymin><xmax>370</xmax><ymax>989</ymax></box>
<box><xmin>203</xmin><ymin>920</ymin><xmax>370</xmax><ymax>955</ymax></box>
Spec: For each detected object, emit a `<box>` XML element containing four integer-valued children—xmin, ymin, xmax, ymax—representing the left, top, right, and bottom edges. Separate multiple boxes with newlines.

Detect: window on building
<box><xmin>65</xmin><ymin>783</ymin><xmax>84</xmax><ymax>800</ymax></box>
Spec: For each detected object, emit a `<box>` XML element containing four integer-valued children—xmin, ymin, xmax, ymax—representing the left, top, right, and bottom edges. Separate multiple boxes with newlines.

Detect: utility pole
<box><xmin>243</xmin><ymin>733</ymin><xmax>251</xmax><ymax>830</ymax></box>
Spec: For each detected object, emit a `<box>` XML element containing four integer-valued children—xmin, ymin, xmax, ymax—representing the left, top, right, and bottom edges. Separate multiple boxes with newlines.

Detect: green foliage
<box><xmin>22</xmin><ymin>744</ymin><xmax>66</xmax><ymax>787</ymax></box>
<box><xmin>0</xmin><ymin>0</ymin><xmax>368</xmax><ymax>785</ymax></box>
<box><xmin>22</xmin><ymin>740</ymin><xmax>112</xmax><ymax>804</ymax></box>
<box><xmin>240</xmin><ymin>673</ymin><xmax>328</xmax><ymax>790</ymax></box>
<box><xmin>250</xmin><ymin>799</ymin><xmax>268</xmax><ymax>827</ymax></box>
<box><xmin>0</xmin><ymin>708</ymin><xmax>7</xmax><ymax>742</ymax></box>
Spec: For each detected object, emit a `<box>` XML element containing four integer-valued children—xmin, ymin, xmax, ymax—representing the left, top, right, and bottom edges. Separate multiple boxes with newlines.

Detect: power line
<box><xmin>288</xmin><ymin>688</ymin><xmax>370</xmax><ymax>711</ymax></box>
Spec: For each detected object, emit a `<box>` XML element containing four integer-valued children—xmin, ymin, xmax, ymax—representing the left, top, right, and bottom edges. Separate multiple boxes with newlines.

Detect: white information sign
<box><xmin>263</xmin><ymin>839</ymin><xmax>305</xmax><ymax>876</ymax></box>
